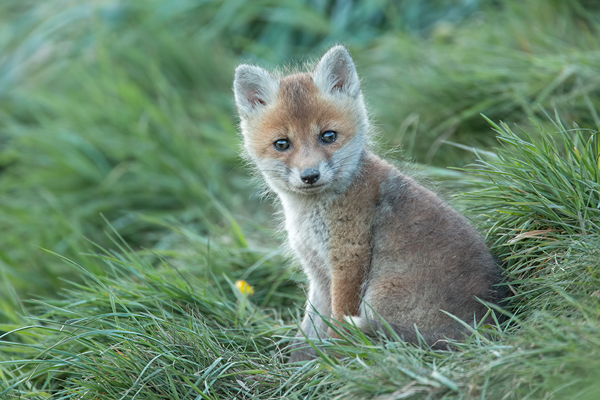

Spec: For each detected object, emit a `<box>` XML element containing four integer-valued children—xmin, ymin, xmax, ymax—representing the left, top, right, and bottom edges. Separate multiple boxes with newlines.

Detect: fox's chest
<box><xmin>284</xmin><ymin>203</ymin><xmax>332</xmax><ymax>278</ymax></box>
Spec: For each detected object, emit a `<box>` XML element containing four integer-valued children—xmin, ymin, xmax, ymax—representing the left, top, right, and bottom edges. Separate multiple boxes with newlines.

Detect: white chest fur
<box><xmin>279</xmin><ymin>195</ymin><xmax>332</xmax><ymax>280</ymax></box>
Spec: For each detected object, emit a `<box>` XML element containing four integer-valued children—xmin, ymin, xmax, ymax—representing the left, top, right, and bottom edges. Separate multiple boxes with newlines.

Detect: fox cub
<box><xmin>234</xmin><ymin>46</ymin><xmax>503</xmax><ymax>362</ymax></box>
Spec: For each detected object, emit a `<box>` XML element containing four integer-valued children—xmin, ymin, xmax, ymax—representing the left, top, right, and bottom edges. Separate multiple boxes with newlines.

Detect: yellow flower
<box><xmin>235</xmin><ymin>280</ymin><xmax>254</xmax><ymax>296</ymax></box>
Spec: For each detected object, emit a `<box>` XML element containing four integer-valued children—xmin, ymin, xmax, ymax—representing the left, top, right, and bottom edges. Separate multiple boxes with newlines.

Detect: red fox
<box><xmin>234</xmin><ymin>45</ymin><xmax>504</xmax><ymax>362</ymax></box>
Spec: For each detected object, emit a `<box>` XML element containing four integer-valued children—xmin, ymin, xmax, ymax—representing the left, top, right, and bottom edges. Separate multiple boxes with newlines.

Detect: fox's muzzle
<box><xmin>300</xmin><ymin>168</ymin><xmax>320</xmax><ymax>185</ymax></box>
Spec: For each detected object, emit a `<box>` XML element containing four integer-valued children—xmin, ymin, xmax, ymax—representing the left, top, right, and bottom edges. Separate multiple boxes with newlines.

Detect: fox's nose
<box><xmin>300</xmin><ymin>168</ymin><xmax>320</xmax><ymax>184</ymax></box>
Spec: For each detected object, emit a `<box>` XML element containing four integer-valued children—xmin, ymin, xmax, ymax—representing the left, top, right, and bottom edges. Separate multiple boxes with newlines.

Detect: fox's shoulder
<box><xmin>336</xmin><ymin>151</ymin><xmax>455</xmax><ymax>223</ymax></box>
<box><xmin>336</xmin><ymin>152</ymin><xmax>403</xmax><ymax>205</ymax></box>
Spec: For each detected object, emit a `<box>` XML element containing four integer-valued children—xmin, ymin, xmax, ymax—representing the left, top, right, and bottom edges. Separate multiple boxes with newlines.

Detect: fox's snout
<box><xmin>300</xmin><ymin>168</ymin><xmax>320</xmax><ymax>185</ymax></box>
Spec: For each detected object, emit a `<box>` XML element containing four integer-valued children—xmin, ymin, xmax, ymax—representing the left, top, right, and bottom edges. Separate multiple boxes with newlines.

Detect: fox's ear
<box><xmin>234</xmin><ymin>65</ymin><xmax>279</xmax><ymax>117</ymax></box>
<box><xmin>313</xmin><ymin>45</ymin><xmax>360</xmax><ymax>98</ymax></box>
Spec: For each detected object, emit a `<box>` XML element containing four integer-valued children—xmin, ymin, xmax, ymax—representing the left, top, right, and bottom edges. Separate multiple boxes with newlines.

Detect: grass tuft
<box><xmin>462</xmin><ymin>112</ymin><xmax>600</xmax><ymax>312</ymax></box>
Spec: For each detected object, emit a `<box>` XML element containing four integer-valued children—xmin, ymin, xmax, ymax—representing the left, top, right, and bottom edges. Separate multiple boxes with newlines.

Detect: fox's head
<box><xmin>234</xmin><ymin>46</ymin><xmax>369</xmax><ymax>197</ymax></box>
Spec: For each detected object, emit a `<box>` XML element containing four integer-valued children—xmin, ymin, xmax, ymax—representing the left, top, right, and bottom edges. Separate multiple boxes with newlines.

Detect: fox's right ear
<box><xmin>313</xmin><ymin>45</ymin><xmax>360</xmax><ymax>98</ymax></box>
<box><xmin>234</xmin><ymin>65</ymin><xmax>279</xmax><ymax>117</ymax></box>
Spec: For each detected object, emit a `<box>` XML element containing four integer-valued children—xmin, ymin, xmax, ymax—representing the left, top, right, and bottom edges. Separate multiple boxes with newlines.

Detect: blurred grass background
<box><xmin>2</xmin><ymin>0</ymin><xmax>599</xmax><ymax>297</ymax></box>
<box><xmin>1</xmin><ymin>0</ymin><xmax>600</xmax><ymax>398</ymax></box>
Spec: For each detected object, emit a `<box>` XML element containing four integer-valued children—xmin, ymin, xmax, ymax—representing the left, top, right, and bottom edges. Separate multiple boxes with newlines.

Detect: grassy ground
<box><xmin>1</xmin><ymin>0</ymin><xmax>600</xmax><ymax>398</ymax></box>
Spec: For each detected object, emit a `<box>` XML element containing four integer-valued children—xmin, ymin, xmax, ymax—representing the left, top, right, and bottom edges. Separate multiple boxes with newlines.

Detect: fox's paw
<box><xmin>343</xmin><ymin>315</ymin><xmax>367</xmax><ymax>331</ymax></box>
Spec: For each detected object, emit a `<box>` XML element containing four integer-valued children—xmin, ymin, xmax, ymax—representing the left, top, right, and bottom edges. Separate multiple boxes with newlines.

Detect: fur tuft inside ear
<box><xmin>234</xmin><ymin>65</ymin><xmax>279</xmax><ymax>117</ymax></box>
<box><xmin>313</xmin><ymin>45</ymin><xmax>360</xmax><ymax>97</ymax></box>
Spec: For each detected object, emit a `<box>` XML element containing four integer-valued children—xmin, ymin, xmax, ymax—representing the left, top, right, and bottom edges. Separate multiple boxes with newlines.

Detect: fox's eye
<box><xmin>320</xmin><ymin>131</ymin><xmax>337</xmax><ymax>144</ymax></box>
<box><xmin>273</xmin><ymin>139</ymin><xmax>291</xmax><ymax>151</ymax></box>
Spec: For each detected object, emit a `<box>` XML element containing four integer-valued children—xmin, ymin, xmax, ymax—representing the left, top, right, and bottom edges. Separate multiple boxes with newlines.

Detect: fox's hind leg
<box><xmin>354</xmin><ymin>271</ymin><xmax>466</xmax><ymax>349</ymax></box>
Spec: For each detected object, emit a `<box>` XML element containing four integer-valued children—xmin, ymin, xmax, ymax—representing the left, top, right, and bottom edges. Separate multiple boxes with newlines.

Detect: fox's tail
<box><xmin>344</xmin><ymin>316</ymin><xmax>458</xmax><ymax>350</ymax></box>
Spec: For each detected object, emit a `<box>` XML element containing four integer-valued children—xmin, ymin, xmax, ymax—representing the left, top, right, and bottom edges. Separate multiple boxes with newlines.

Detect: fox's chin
<box><xmin>288</xmin><ymin>183</ymin><xmax>329</xmax><ymax>195</ymax></box>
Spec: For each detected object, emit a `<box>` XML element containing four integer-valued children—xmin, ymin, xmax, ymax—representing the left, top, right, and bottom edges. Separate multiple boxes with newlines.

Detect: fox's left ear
<box><xmin>313</xmin><ymin>45</ymin><xmax>360</xmax><ymax>98</ymax></box>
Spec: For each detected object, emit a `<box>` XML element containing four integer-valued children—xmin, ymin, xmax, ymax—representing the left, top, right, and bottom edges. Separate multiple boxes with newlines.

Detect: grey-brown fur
<box><xmin>360</xmin><ymin>161</ymin><xmax>501</xmax><ymax>339</ymax></box>
<box><xmin>233</xmin><ymin>46</ymin><xmax>504</xmax><ymax>363</ymax></box>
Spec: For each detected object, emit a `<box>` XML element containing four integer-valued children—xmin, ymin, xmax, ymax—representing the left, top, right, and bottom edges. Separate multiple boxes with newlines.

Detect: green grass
<box><xmin>360</xmin><ymin>0</ymin><xmax>600</xmax><ymax>165</ymax></box>
<box><xmin>2</xmin><ymin>0</ymin><xmax>600</xmax><ymax>398</ymax></box>
<box><xmin>461</xmin><ymin>112</ymin><xmax>600</xmax><ymax>314</ymax></box>
<box><xmin>3</xmin><ymin>116</ymin><xmax>600</xmax><ymax>399</ymax></box>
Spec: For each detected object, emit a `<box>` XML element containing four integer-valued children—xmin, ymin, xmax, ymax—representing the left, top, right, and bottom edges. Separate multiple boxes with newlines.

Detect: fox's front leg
<box><xmin>300</xmin><ymin>277</ymin><xmax>331</xmax><ymax>338</ymax></box>
<box><xmin>288</xmin><ymin>277</ymin><xmax>331</xmax><ymax>362</ymax></box>
<box><xmin>327</xmin><ymin>182</ymin><xmax>376</xmax><ymax>337</ymax></box>
<box><xmin>328</xmin><ymin>222</ymin><xmax>373</xmax><ymax>336</ymax></box>
<box><xmin>329</xmin><ymin>245</ymin><xmax>370</xmax><ymax>338</ymax></box>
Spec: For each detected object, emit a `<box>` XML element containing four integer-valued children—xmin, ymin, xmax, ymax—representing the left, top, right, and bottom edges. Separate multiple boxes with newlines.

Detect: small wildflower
<box><xmin>235</xmin><ymin>280</ymin><xmax>255</xmax><ymax>295</ymax></box>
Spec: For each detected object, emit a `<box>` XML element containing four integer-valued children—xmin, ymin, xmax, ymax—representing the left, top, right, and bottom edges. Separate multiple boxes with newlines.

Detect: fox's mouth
<box><xmin>294</xmin><ymin>183</ymin><xmax>328</xmax><ymax>193</ymax></box>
